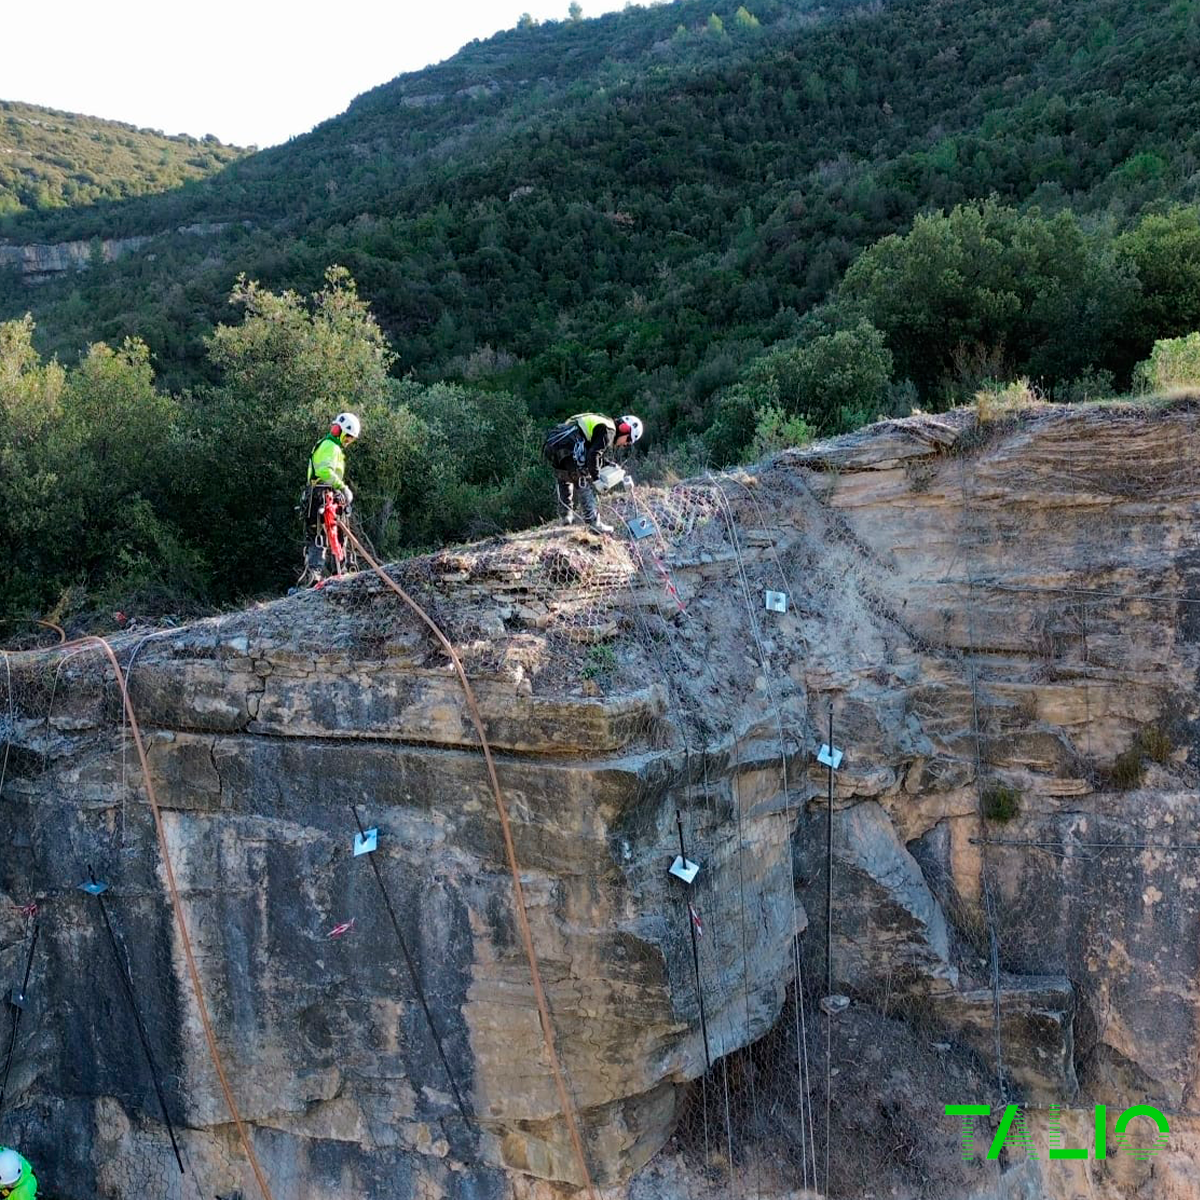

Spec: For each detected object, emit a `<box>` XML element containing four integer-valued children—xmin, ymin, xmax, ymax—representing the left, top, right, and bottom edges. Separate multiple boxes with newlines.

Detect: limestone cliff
<box><xmin>2</xmin><ymin>400</ymin><xmax>1199</xmax><ymax>1199</ymax></box>
<box><xmin>0</xmin><ymin>224</ymin><xmax>238</xmax><ymax>282</ymax></box>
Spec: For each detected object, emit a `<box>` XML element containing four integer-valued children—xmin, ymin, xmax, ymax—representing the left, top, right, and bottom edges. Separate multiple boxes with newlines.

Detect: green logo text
<box><xmin>946</xmin><ymin>1103</ymin><xmax>1169</xmax><ymax>1163</ymax></box>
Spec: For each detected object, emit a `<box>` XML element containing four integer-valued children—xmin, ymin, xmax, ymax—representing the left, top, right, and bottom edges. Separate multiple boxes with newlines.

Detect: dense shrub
<box><xmin>0</xmin><ymin>271</ymin><xmax>550</xmax><ymax>618</ymax></box>
<box><xmin>1134</xmin><ymin>332</ymin><xmax>1200</xmax><ymax>392</ymax></box>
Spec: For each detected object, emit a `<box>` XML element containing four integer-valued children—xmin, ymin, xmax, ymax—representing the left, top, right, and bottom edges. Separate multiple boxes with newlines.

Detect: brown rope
<box><xmin>340</xmin><ymin>529</ymin><xmax>599</xmax><ymax>1200</ymax></box>
<box><xmin>6</xmin><ymin>627</ymin><xmax>122</xmax><ymax>658</ymax></box>
<box><xmin>86</xmin><ymin>637</ymin><xmax>275</xmax><ymax>1200</ymax></box>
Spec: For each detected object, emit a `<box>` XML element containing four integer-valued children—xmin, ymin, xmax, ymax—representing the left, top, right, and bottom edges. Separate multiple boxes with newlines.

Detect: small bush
<box><xmin>1058</xmin><ymin>368</ymin><xmax>1116</xmax><ymax>405</ymax></box>
<box><xmin>1135</xmin><ymin>725</ymin><xmax>1173</xmax><ymax>765</ymax></box>
<box><xmin>1110</xmin><ymin>747</ymin><xmax>1146</xmax><ymax>790</ymax></box>
<box><xmin>1134</xmin><ymin>331</ymin><xmax>1200</xmax><ymax>392</ymax></box>
<box><xmin>581</xmin><ymin>642</ymin><xmax>617</xmax><ymax>680</ymax></box>
<box><xmin>885</xmin><ymin>377</ymin><xmax>920</xmax><ymax>418</ymax></box>
<box><xmin>751</xmin><ymin>405</ymin><xmax>814</xmax><ymax>458</ymax></box>
<box><xmin>1108</xmin><ymin>725</ymin><xmax>1173</xmax><ymax>789</ymax></box>
<box><xmin>982</xmin><ymin>783</ymin><xmax>1021</xmax><ymax>822</ymax></box>
<box><xmin>975</xmin><ymin>378</ymin><xmax>1043</xmax><ymax>424</ymax></box>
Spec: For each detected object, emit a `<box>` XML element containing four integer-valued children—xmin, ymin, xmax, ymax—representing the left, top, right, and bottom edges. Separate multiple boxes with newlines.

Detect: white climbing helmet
<box><xmin>618</xmin><ymin>414</ymin><xmax>643</xmax><ymax>445</ymax></box>
<box><xmin>0</xmin><ymin>1149</ymin><xmax>23</xmax><ymax>1186</ymax></box>
<box><xmin>331</xmin><ymin>412</ymin><xmax>361</xmax><ymax>442</ymax></box>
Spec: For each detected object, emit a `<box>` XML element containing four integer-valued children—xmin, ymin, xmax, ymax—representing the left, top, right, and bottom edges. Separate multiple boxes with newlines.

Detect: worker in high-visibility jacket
<box><xmin>303</xmin><ymin>412</ymin><xmax>360</xmax><ymax>582</ymax></box>
<box><xmin>541</xmin><ymin>412</ymin><xmax>643</xmax><ymax>532</ymax></box>
<box><xmin>0</xmin><ymin>1146</ymin><xmax>37</xmax><ymax>1200</ymax></box>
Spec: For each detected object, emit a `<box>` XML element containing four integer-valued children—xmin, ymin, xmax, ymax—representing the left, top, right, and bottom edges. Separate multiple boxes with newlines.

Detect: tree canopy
<box><xmin>4</xmin><ymin>0</ymin><xmax>1200</xmax><ymax>618</ymax></box>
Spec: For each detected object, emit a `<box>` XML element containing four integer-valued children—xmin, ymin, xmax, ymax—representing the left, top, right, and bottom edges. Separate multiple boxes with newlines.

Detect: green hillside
<box><xmin>3</xmin><ymin>0</ymin><xmax>1200</xmax><ymax>621</ymax></box>
<box><xmin>0</xmin><ymin>100</ymin><xmax>246</xmax><ymax>217</ymax></box>
<box><xmin>3</xmin><ymin>0</ymin><xmax>1200</xmax><ymax>408</ymax></box>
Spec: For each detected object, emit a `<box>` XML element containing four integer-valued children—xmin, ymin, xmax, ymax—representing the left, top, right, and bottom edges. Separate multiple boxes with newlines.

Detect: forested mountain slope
<box><xmin>4</xmin><ymin>0</ymin><xmax>1200</xmax><ymax>620</ymax></box>
<box><xmin>3</xmin><ymin>0</ymin><xmax>1198</xmax><ymax>408</ymax></box>
<box><xmin>0</xmin><ymin>100</ymin><xmax>245</xmax><ymax>217</ymax></box>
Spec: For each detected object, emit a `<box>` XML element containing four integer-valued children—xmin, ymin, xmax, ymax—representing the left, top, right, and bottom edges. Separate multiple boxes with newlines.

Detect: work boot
<box><xmin>562</xmin><ymin>510</ymin><xmax>576</xmax><ymax>526</ymax></box>
<box><xmin>588</xmin><ymin>519</ymin><xmax>615</xmax><ymax>534</ymax></box>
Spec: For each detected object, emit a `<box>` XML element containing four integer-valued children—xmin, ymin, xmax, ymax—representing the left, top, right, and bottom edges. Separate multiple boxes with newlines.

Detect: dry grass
<box><xmin>974</xmin><ymin>378</ymin><xmax>1045</xmax><ymax>424</ymax></box>
<box><xmin>1079</xmin><ymin>386</ymin><xmax>1200</xmax><ymax>412</ymax></box>
<box><xmin>1107</xmin><ymin>725</ymin><xmax>1174</xmax><ymax>790</ymax></box>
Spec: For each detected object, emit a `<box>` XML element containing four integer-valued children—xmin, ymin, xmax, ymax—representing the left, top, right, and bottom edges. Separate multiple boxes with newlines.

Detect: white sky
<box><xmin>3</xmin><ymin>0</ymin><xmax>629</xmax><ymax>149</ymax></box>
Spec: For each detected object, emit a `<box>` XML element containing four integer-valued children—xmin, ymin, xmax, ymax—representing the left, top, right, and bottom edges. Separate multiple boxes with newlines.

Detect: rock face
<box><xmin>3</xmin><ymin>400</ymin><xmax>1200</xmax><ymax>1199</ymax></box>
<box><xmin>0</xmin><ymin>236</ymin><xmax>152</xmax><ymax>282</ymax></box>
<box><xmin>0</xmin><ymin>224</ymin><xmax>237</xmax><ymax>282</ymax></box>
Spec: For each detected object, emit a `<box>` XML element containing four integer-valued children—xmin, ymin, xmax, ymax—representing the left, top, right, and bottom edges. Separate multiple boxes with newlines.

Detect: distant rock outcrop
<box><xmin>0</xmin><ymin>223</ymin><xmax>239</xmax><ymax>282</ymax></box>
<box><xmin>0</xmin><ymin>236</ymin><xmax>151</xmax><ymax>282</ymax></box>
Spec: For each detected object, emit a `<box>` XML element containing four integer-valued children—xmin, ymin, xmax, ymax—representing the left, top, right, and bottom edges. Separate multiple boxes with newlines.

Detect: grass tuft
<box><xmin>982</xmin><ymin>783</ymin><xmax>1021</xmax><ymax>822</ymax></box>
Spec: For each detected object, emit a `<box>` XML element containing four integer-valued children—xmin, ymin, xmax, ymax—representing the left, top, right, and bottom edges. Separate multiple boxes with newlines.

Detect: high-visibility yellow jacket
<box><xmin>307</xmin><ymin>434</ymin><xmax>347</xmax><ymax>489</ymax></box>
<box><xmin>569</xmin><ymin>413</ymin><xmax>616</xmax><ymax>442</ymax></box>
<box><xmin>565</xmin><ymin>413</ymin><xmax>616</xmax><ymax>479</ymax></box>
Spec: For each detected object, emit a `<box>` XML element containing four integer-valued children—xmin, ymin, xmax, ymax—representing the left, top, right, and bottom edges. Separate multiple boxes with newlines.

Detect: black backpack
<box><xmin>542</xmin><ymin>421</ymin><xmax>579</xmax><ymax>468</ymax></box>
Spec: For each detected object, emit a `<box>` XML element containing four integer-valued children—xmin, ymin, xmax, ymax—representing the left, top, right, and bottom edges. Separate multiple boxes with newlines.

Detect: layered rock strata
<box><xmin>2</xmin><ymin>400</ymin><xmax>1200</xmax><ymax>1199</ymax></box>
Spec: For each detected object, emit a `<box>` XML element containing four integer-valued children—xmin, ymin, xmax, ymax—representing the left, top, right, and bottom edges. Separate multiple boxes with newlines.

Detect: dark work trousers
<box><xmin>304</xmin><ymin>485</ymin><xmax>334</xmax><ymax>570</ymax></box>
<box><xmin>555</xmin><ymin>471</ymin><xmax>598</xmax><ymax>523</ymax></box>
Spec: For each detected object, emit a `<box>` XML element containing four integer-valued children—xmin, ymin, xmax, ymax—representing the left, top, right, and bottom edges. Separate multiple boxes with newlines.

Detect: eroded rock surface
<box><xmin>3</xmin><ymin>400</ymin><xmax>1200</xmax><ymax>1199</ymax></box>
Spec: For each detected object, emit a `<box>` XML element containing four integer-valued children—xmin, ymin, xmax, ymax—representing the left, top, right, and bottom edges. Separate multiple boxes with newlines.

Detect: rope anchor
<box><xmin>347</xmin><ymin>808</ymin><xmax>470</xmax><ymax>1124</ymax></box>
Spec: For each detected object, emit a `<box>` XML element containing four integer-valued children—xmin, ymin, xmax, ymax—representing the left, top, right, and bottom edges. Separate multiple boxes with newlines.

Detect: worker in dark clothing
<box><xmin>541</xmin><ymin>412</ymin><xmax>643</xmax><ymax>532</ymax></box>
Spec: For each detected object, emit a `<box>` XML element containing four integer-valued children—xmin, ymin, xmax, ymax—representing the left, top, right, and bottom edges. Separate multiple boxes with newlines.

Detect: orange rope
<box><xmin>0</xmin><ymin>619</ymin><xmax>66</xmax><ymax>649</ymax></box>
<box><xmin>86</xmin><ymin>637</ymin><xmax>275</xmax><ymax>1200</ymax></box>
<box><xmin>7</xmin><ymin>628</ymin><xmax>119</xmax><ymax>658</ymax></box>
<box><xmin>341</xmin><ymin>530</ymin><xmax>599</xmax><ymax>1200</ymax></box>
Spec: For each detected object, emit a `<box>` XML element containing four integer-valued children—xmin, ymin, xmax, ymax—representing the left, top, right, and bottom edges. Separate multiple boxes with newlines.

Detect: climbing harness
<box><xmin>300</xmin><ymin>489</ymin><xmax>356</xmax><ymax>586</ymax></box>
<box><xmin>322</xmin><ymin>492</ymin><xmax>347</xmax><ymax>574</ymax></box>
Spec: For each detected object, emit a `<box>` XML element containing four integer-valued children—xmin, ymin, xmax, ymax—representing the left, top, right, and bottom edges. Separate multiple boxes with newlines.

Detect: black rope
<box><xmin>348</xmin><ymin>808</ymin><xmax>470</xmax><ymax>1123</ymax></box>
<box><xmin>675</xmin><ymin>809</ymin><xmax>712</xmax><ymax>1072</ymax></box>
<box><xmin>824</xmin><ymin>708</ymin><xmax>835</xmax><ymax>1001</ymax></box>
<box><xmin>824</xmin><ymin>704</ymin><xmax>834</xmax><ymax>1200</ymax></box>
<box><xmin>621</xmin><ymin>526</ymin><xmax>718</xmax><ymax>1174</ymax></box>
<box><xmin>0</xmin><ymin>918</ymin><xmax>39</xmax><ymax>1127</ymax></box>
<box><xmin>962</xmin><ymin>474</ymin><xmax>1009</xmax><ymax>1113</ymax></box>
<box><xmin>86</xmin><ymin>867</ymin><xmax>185</xmax><ymax>1175</ymax></box>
